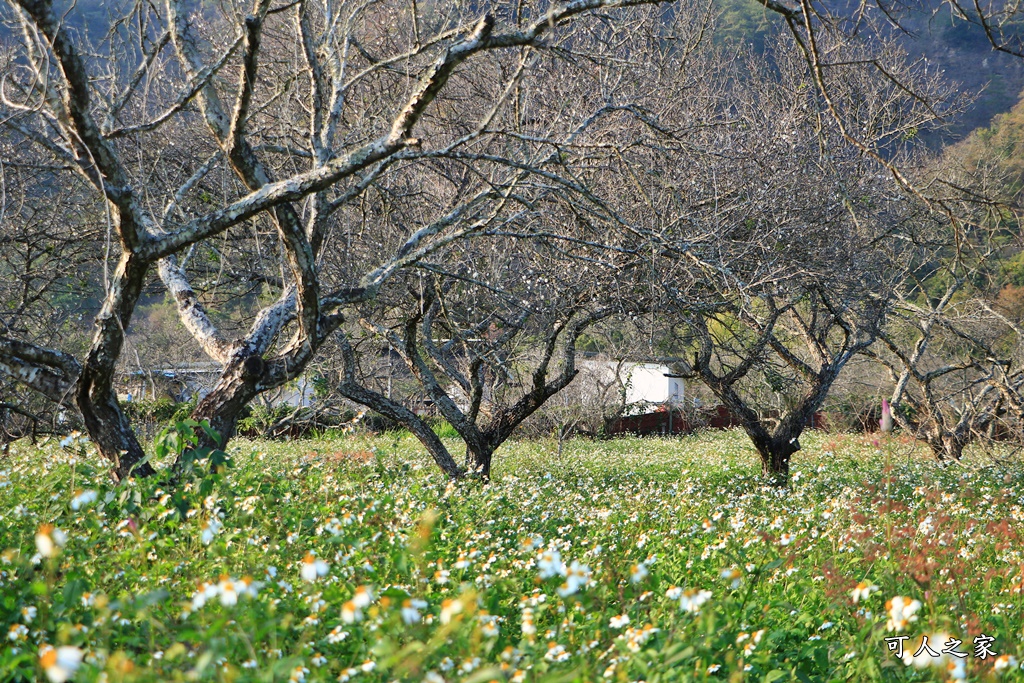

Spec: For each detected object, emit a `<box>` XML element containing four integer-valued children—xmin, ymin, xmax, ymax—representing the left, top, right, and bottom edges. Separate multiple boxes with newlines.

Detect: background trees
<box><xmin>0</xmin><ymin>143</ymin><xmax>100</xmax><ymax>444</ymax></box>
<box><xmin>863</xmin><ymin>145</ymin><xmax>1024</xmax><ymax>461</ymax></box>
<box><xmin>747</xmin><ymin>0</ymin><xmax>1024</xmax><ymax>466</ymax></box>
<box><xmin>0</xmin><ymin>0</ymin><xmax>683</xmax><ymax>479</ymax></box>
<box><xmin>590</xmin><ymin>35</ymin><xmax>956</xmax><ymax>479</ymax></box>
<box><xmin>4</xmin><ymin>0</ymin><xmax>1024</xmax><ymax>484</ymax></box>
<box><xmin>338</xmin><ymin>228</ymin><xmax>630</xmax><ymax>478</ymax></box>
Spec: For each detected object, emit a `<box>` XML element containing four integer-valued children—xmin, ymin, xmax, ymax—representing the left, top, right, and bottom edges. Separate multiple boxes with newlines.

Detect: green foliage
<box><xmin>713</xmin><ymin>0</ymin><xmax>776</xmax><ymax>52</ymax></box>
<box><xmin>1000</xmin><ymin>252</ymin><xmax>1024</xmax><ymax>289</ymax></box>
<box><xmin>429</xmin><ymin>419</ymin><xmax>459</xmax><ymax>440</ymax></box>
<box><xmin>958</xmin><ymin>89</ymin><xmax>1024</xmax><ymax>205</ymax></box>
<box><xmin>821</xmin><ymin>393</ymin><xmax>880</xmax><ymax>433</ymax></box>
<box><xmin>236</xmin><ymin>404</ymin><xmax>298</xmax><ymax>437</ymax></box>
<box><xmin>120</xmin><ymin>399</ymin><xmax>199</xmax><ymax>442</ymax></box>
<box><xmin>122</xmin><ymin>398</ymin><xmax>183</xmax><ymax>424</ymax></box>
<box><xmin>0</xmin><ymin>431</ymin><xmax>1022</xmax><ymax>681</ymax></box>
<box><xmin>150</xmin><ymin>418</ymin><xmax>231</xmax><ymax>478</ymax></box>
<box><xmin>311</xmin><ymin>374</ymin><xmax>331</xmax><ymax>399</ymax></box>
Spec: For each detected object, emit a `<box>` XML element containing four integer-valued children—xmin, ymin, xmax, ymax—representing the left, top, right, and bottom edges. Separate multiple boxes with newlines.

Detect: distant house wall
<box><xmin>576</xmin><ymin>360</ymin><xmax>684</xmax><ymax>409</ymax></box>
<box><xmin>609</xmin><ymin>405</ymin><xmax>827</xmax><ymax>437</ymax></box>
<box><xmin>622</xmin><ymin>363</ymin><xmax>684</xmax><ymax>406</ymax></box>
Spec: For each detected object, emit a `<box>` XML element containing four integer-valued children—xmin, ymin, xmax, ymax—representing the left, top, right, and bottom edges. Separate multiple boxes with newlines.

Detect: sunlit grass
<box><xmin>2</xmin><ymin>428</ymin><xmax>1023</xmax><ymax>682</ymax></box>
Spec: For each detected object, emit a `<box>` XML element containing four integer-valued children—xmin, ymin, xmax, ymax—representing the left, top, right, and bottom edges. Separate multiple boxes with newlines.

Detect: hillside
<box><xmin>714</xmin><ymin>0</ymin><xmax>1024</xmax><ymax>144</ymax></box>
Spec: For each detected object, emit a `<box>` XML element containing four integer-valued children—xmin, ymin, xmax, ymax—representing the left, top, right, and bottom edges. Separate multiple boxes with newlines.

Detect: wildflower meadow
<box><xmin>2</xmin><ymin>427</ymin><xmax>1024</xmax><ymax>682</ymax></box>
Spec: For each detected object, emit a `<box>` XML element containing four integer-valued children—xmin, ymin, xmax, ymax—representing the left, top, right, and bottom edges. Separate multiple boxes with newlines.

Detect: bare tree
<box><xmin>605</xmin><ymin>35</ymin><xmax>952</xmax><ymax>482</ymax></box>
<box><xmin>875</xmin><ymin>292</ymin><xmax>1024</xmax><ymax>461</ymax></box>
<box><xmin>740</xmin><ymin>0</ymin><xmax>1024</xmax><ymax>463</ymax></box>
<box><xmin>526</xmin><ymin>320</ymin><xmax>647</xmax><ymax>453</ymax></box>
<box><xmin>0</xmin><ymin>125</ymin><xmax>101</xmax><ymax>443</ymax></box>
<box><xmin>333</xmin><ymin>224</ymin><xmax>628</xmax><ymax>478</ymax></box>
<box><xmin>0</xmin><ymin>0</ymin><xmax>676</xmax><ymax>479</ymax></box>
<box><xmin>319</xmin><ymin>7</ymin><xmax>726</xmax><ymax>477</ymax></box>
<box><xmin>866</xmin><ymin>148</ymin><xmax>1024</xmax><ymax>461</ymax></box>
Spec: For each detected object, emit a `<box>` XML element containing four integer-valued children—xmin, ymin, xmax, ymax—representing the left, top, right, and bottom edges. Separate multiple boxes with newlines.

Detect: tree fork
<box><xmin>189</xmin><ymin>354</ymin><xmax>265</xmax><ymax>456</ymax></box>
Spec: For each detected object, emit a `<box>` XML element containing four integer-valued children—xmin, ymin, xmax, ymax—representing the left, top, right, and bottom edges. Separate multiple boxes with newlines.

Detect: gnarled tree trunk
<box><xmin>466</xmin><ymin>445</ymin><xmax>495</xmax><ymax>480</ymax></box>
<box><xmin>746</xmin><ymin>429</ymin><xmax>798</xmax><ymax>483</ymax></box>
<box><xmin>77</xmin><ymin>379</ymin><xmax>155</xmax><ymax>479</ymax></box>
<box><xmin>335</xmin><ymin>335</ymin><xmax>464</xmax><ymax>478</ymax></box>
<box><xmin>191</xmin><ymin>355</ymin><xmax>266</xmax><ymax>451</ymax></box>
<box><xmin>4</xmin><ymin>0</ymin><xmax>681</xmax><ymax>485</ymax></box>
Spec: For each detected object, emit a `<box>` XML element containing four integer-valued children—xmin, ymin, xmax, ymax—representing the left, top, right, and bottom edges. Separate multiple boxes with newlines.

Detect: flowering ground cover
<box><xmin>2</xmin><ymin>427</ymin><xmax>1024</xmax><ymax>682</ymax></box>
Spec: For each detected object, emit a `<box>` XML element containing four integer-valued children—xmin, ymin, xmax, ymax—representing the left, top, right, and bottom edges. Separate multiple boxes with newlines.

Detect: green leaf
<box><xmin>198</xmin><ymin>420</ymin><xmax>222</xmax><ymax>447</ymax></box>
<box><xmin>462</xmin><ymin>669</ymin><xmax>508</xmax><ymax>683</ymax></box>
<box><xmin>62</xmin><ymin>577</ymin><xmax>89</xmax><ymax>608</ymax></box>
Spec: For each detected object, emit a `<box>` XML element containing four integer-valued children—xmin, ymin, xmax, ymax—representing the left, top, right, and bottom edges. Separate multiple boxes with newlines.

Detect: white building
<box><xmin>575</xmin><ymin>360</ymin><xmax>684</xmax><ymax>413</ymax></box>
<box><xmin>620</xmin><ymin>363</ymin><xmax>684</xmax><ymax>406</ymax></box>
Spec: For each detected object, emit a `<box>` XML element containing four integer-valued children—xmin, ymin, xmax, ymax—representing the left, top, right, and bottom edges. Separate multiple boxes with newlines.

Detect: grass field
<box><xmin>2</xmin><ymin>427</ymin><xmax>1024</xmax><ymax>682</ymax></box>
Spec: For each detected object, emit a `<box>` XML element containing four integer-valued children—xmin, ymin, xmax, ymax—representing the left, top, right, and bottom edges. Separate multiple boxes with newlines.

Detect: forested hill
<box><xmin>2</xmin><ymin>0</ymin><xmax>1020</xmax><ymax>143</ymax></box>
<box><xmin>716</xmin><ymin>0</ymin><xmax>1024</xmax><ymax>143</ymax></box>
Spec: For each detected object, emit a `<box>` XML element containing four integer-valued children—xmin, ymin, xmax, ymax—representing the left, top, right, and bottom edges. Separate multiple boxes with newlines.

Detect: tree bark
<box><xmin>701</xmin><ymin>372</ymin><xmax>800</xmax><ymax>485</ymax></box>
<box><xmin>333</xmin><ymin>330</ymin><xmax>464</xmax><ymax>478</ymax></box>
<box><xmin>75</xmin><ymin>253</ymin><xmax>155</xmax><ymax>480</ymax></box>
<box><xmin>748</xmin><ymin>430</ymin><xmax>798</xmax><ymax>484</ymax></box>
<box><xmin>77</xmin><ymin>380</ymin><xmax>155</xmax><ymax>479</ymax></box>
<box><xmin>337</xmin><ymin>380</ymin><xmax>464</xmax><ymax>479</ymax></box>
<box><xmin>190</xmin><ymin>355</ymin><xmax>265</xmax><ymax>452</ymax></box>
<box><xmin>466</xmin><ymin>445</ymin><xmax>494</xmax><ymax>480</ymax></box>
<box><xmin>926</xmin><ymin>430</ymin><xmax>965</xmax><ymax>463</ymax></box>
